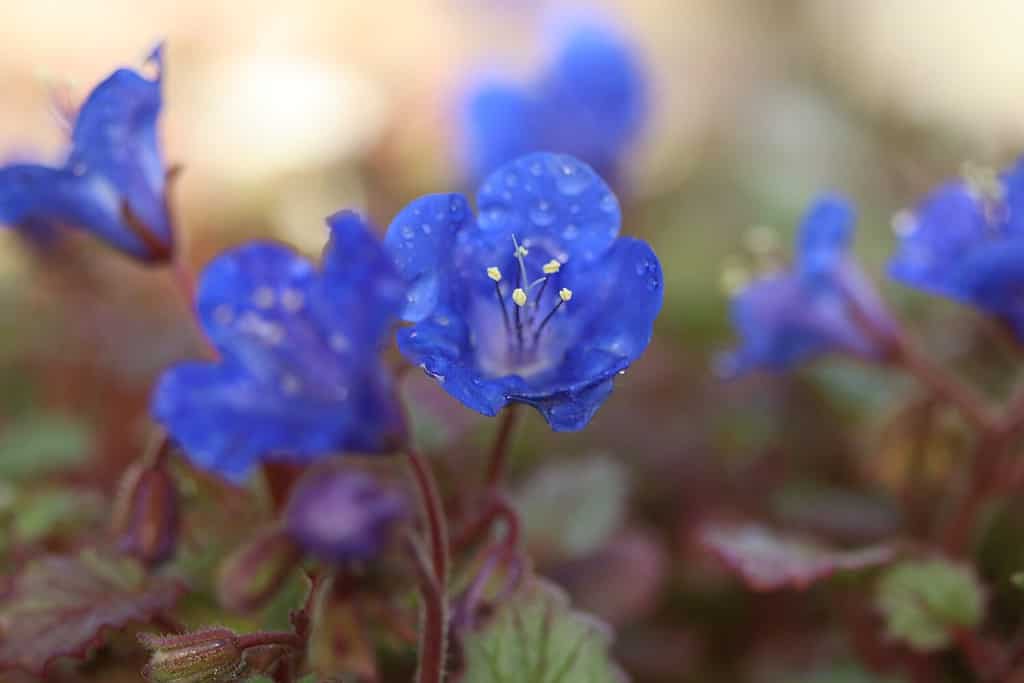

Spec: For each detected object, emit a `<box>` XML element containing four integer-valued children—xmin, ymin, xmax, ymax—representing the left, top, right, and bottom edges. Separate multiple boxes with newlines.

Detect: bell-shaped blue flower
<box><xmin>385</xmin><ymin>152</ymin><xmax>663</xmax><ymax>431</ymax></box>
<box><xmin>151</xmin><ymin>211</ymin><xmax>407</xmax><ymax>480</ymax></box>
<box><xmin>462</xmin><ymin>17</ymin><xmax>646</xmax><ymax>183</ymax></box>
<box><xmin>285</xmin><ymin>467</ymin><xmax>407</xmax><ymax>563</ymax></box>
<box><xmin>889</xmin><ymin>157</ymin><xmax>1024</xmax><ymax>338</ymax></box>
<box><xmin>722</xmin><ymin>194</ymin><xmax>897</xmax><ymax>375</ymax></box>
<box><xmin>0</xmin><ymin>44</ymin><xmax>173</xmax><ymax>262</ymax></box>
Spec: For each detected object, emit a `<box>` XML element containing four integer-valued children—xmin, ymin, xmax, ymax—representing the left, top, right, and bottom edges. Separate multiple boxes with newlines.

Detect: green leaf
<box><xmin>0</xmin><ymin>414</ymin><xmax>93</xmax><ymax>481</ymax></box>
<box><xmin>876</xmin><ymin>559</ymin><xmax>985</xmax><ymax>652</ymax></box>
<box><xmin>770</xmin><ymin>661</ymin><xmax>906</xmax><ymax>683</ymax></box>
<box><xmin>0</xmin><ymin>548</ymin><xmax>187</xmax><ymax>675</ymax></box>
<box><xmin>514</xmin><ymin>454</ymin><xmax>628</xmax><ymax>560</ymax></box>
<box><xmin>462</xmin><ymin>579</ymin><xmax>626</xmax><ymax>683</ymax></box>
<box><xmin>13</xmin><ymin>488</ymin><xmax>104</xmax><ymax>543</ymax></box>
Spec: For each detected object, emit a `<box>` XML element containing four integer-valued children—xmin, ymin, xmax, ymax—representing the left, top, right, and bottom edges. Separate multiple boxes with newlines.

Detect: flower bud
<box><xmin>284</xmin><ymin>467</ymin><xmax>407</xmax><ymax>564</ymax></box>
<box><xmin>112</xmin><ymin>458</ymin><xmax>179</xmax><ymax>568</ymax></box>
<box><xmin>139</xmin><ymin>628</ymin><xmax>243</xmax><ymax>682</ymax></box>
<box><xmin>217</xmin><ymin>526</ymin><xmax>301</xmax><ymax>612</ymax></box>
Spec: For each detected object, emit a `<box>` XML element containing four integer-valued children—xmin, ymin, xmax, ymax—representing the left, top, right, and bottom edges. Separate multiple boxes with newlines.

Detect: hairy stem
<box><xmin>235</xmin><ymin>631</ymin><xmax>303</xmax><ymax>651</ymax></box>
<box><xmin>405</xmin><ymin>448</ymin><xmax>449</xmax><ymax>584</ymax></box>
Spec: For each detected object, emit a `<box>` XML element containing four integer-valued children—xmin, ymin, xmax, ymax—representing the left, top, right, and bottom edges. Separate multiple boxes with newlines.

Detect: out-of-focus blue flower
<box><xmin>723</xmin><ymin>194</ymin><xmax>896</xmax><ymax>375</ymax></box>
<box><xmin>385</xmin><ymin>152</ymin><xmax>663</xmax><ymax>431</ymax></box>
<box><xmin>0</xmin><ymin>44</ymin><xmax>173</xmax><ymax>263</ymax></box>
<box><xmin>889</xmin><ymin>158</ymin><xmax>1024</xmax><ymax>338</ymax></box>
<box><xmin>462</xmin><ymin>17</ymin><xmax>646</xmax><ymax>183</ymax></box>
<box><xmin>285</xmin><ymin>467</ymin><xmax>406</xmax><ymax>563</ymax></box>
<box><xmin>152</xmin><ymin>211</ymin><xmax>407</xmax><ymax>480</ymax></box>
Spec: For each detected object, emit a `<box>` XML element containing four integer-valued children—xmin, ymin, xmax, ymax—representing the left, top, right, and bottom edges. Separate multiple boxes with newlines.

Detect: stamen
<box><xmin>511</xmin><ymin>235</ymin><xmax>529</xmax><ymax>289</ymax></box>
<box><xmin>533</xmin><ymin>288</ymin><xmax>572</xmax><ymax>346</ymax></box>
<box><xmin>512</xmin><ymin>287</ymin><xmax>527</xmax><ymax>347</ymax></box>
<box><xmin>487</xmin><ymin>266</ymin><xmax>511</xmax><ymax>336</ymax></box>
<box><xmin>542</xmin><ymin>259</ymin><xmax>561</xmax><ymax>274</ymax></box>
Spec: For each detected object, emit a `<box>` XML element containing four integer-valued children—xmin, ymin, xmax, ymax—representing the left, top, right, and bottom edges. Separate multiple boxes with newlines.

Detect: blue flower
<box><xmin>285</xmin><ymin>467</ymin><xmax>406</xmax><ymax>563</ymax></box>
<box><xmin>889</xmin><ymin>158</ymin><xmax>1024</xmax><ymax>338</ymax></box>
<box><xmin>385</xmin><ymin>152</ymin><xmax>663</xmax><ymax>431</ymax></box>
<box><xmin>0</xmin><ymin>44</ymin><xmax>173</xmax><ymax>262</ymax></box>
<box><xmin>462</xmin><ymin>18</ymin><xmax>646</xmax><ymax>183</ymax></box>
<box><xmin>723</xmin><ymin>194</ymin><xmax>896</xmax><ymax>375</ymax></box>
<box><xmin>151</xmin><ymin>211</ymin><xmax>407</xmax><ymax>480</ymax></box>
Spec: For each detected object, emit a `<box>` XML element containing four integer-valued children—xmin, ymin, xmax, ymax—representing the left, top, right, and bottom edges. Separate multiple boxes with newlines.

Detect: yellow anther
<box><xmin>559</xmin><ymin>288</ymin><xmax>573</xmax><ymax>302</ymax></box>
<box><xmin>542</xmin><ymin>259</ymin><xmax>561</xmax><ymax>274</ymax></box>
<box><xmin>512</xmin><ymin>288</ymin><xmax>528</xmax><ymax>306</ymax></box>
<box><xmin>515</xmin><ymin>245</ymin><xmax>529</xmax><ymax>258</ymax></box>
<box><xmin>487</xmin><ymin>266</ymin><xmax>502</xmax><ymax>282</ymax></box>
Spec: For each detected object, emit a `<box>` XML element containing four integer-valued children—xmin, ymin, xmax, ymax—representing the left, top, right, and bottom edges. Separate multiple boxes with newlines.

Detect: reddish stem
<box><xmin>451</xmin><ymin>493</ymin><xmax>521</xmax><ymax>554</ymax></box>
<box><xmin>888</xmin><ymin>335</ymin><xmax>998</xmax><ymax>434</ymax></box>
<box><xmin>405</xmin><ymin>534</ymin><xmax>448</xmax><ymax>683</ymax></box>
<box><xmin>484</xmin><ymin>405</ymin><xmax>521</xmax><ymax>490</ymax></box>
<box><xmin>941</xmin><ymin>434</ymin><xmax>1006</xmax><ymax>556</ymax></box>
<box><xmin>235</xmin><ymin>631</ymin><xmax>303</xmax><ymax>651</ymax></box>
<box><xmin>405</xmin><ymin>448</ymin><xmax>449</xmax><ymax>588</ymax></box>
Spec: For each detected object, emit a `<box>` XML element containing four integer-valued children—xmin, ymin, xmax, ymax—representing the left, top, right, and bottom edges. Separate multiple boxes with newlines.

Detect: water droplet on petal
<box><xmin>530</xmin><ymin>201</ymin><xmax>554</xmax><ymax>227</ymax></box>
<box><xmin>600</xmin><ymin>194</ymin><xmax>618</xmax><ymax>213</ymax></box>
<box><xmin>330</xmin><ymin>333</ymin><xmax>351</xmax><ymax>352</ymax></box>
<box><xmin>252</xmin><ymin>287</ymin><xmax>275</xmax><ymax>309</ymax></box>
<box><xmin>554</xmin><ymin>159</ymin><xmax>589</xmax><ymax>196</ymax></box>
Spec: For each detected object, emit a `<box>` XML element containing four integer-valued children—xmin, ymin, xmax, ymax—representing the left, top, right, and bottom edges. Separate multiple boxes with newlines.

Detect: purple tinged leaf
<box><xmin>698</xmin><ymin>522</ymin><xmax>896</xmax><ymax>592</ymax></box>
<box><xmin>0</xmin><ymin>548</ymin><xmax>186</xmax><ymax>676</ymax></box>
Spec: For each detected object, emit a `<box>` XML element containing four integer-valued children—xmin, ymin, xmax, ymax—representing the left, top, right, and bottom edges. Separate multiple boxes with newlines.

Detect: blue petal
<box><xmin>953</xmin><ymin>238</ymin><xmax>1024</xmax><ymax>326</ymax></box>
<box><xmin>888</xmin><ymin>182</ymin><xmax>987</xmax><ymax>299</ymax></box>
<box><xmin>1000</xmin><ymin>156</ymin><xmax>1024</xmax><ymax>236</ymax></box>
<box><xmin>463</xmin><ymin>82</ymin><xmax>536</xmax><ymax>182</ymax></box>
<box><xmin>569</xmin><ymin>237</ymin><xmax>662</xmax><ymax>365</ymax></box>
<box><xmin>0</xmin><ymin>164</ymin><xmax>147</xmax><ymax>255</ymax></box>
<box><xmin>384</xmin><ymin>194</ymin><xmax>473</xmax><ymax>322</ymax></box>
<box><xmin>529</xmin><ymin>376</ymin><xmax>614</xmax><ymax>431</ymax></box>
<box><xmin>396</xmin><ymin>324</ymin><xmax>516</xmax><ymax>417</ymax></box>
<box><xmin>797</xmin><ymin>193</ymin><xmax>855</xmax><ymax>278</ymax></box>
<box><xmin>67</xmin><ymin>43</ymin><xmax>171</xmax><ymax>250</ymax></box>
<box><xmin>536</xmin><ymin>21</ymin><xmax>646</xmax><ymax>177</ymax></box>
<box><xmin>724</xmin><ymin>268</ymin><xmax>883</xmax><ymax>376</ymax></box>
<box><xmin>153</xmin><ymin>237</ymin><xmax>405</xmax><ymax>480</ymax></box>
<box><xmin>320</xmin><ymin>210</ymin><xmax>407</xmax><ymax>341</ymax></box>
<box><xmin>476</xmin><ymin>152</ymin><xmax>620</xmax><ymax>264</ymax></box>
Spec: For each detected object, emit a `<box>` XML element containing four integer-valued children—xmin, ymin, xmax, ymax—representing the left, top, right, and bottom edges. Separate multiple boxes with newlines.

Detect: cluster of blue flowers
<box><xmin>725</xmin><ymin>158</ymin><xmax>1024</xmax><ymax>374</ymax></box>
<box><xmin>17</xmin><ymin>32</ymin><xmax>1024</xmax><ymax>565</ymax></box>
<box><xmin>0</xmin><ymin>42</ymin><xmax>661</xmax><ymax>560</ymax></box>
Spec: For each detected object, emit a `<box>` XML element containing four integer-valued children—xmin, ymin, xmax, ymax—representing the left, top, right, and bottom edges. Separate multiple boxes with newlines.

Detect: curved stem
<box><xmin>484</xmin><ymin>405</ymin><xmax>521</xmax><ymax>490</ymax></box>
<box><xmin>942</xmin><ymin>434</ymin><xmax>1007</xmax><ymax>556</ymax></box>
<box><xmin>404</xmin><ymin>448</ymin><xmax>449</xmax><ymax>589</ymax></box>
<box><xmin>889</xmin><ymin>335</ymin><xmax>999</xmax><ymax>434</ymax></box>
<box><xmin>405</xmin><ymin>534</ymin><xmax>447</xmax><ymax>683</ymax></box>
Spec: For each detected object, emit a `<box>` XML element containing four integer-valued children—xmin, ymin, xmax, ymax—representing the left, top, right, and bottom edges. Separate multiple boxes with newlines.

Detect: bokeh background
<box><xmin>3</xmin><ymin>1</ymin><xmax>1024</xmax><ymax>681</ymax></box>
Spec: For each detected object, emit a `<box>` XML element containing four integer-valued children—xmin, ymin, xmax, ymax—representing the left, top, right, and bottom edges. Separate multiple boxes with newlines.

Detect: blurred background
<box><xmin>3</xmin><ymin>1</ymin><xmax>1024</xmax><ymax>681</ymax></box>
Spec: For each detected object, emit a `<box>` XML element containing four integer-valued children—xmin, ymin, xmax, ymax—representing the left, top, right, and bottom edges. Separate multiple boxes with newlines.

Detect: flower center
<box><xmin>482</xmin><ymin>235</ymin><xmax>573</xmax><ymax>375</ymax></box>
